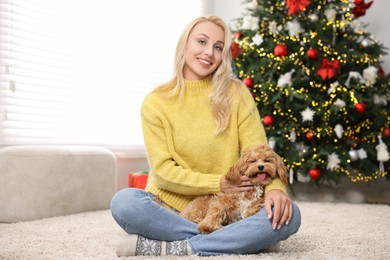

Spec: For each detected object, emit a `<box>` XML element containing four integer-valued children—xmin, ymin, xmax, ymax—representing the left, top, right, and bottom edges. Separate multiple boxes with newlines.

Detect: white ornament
<box><xmin>277</xmin><ymin>69</ymin><xmax>295</xmax><ymax>88</ymax></box>
<box><xmin>327</xmin><ymin>152</ymin><xmax>341</xmax><ymax>171</ymax></box>
<box><xmin>345</xmin><ymin>71</ymin><xmax>366</xmax><ymax>86</ymax></box>
<box><xmin>289</xmin><ymin>168</ymin><xmax>294</xmax><ymax>184</ymax></box>
<box><xmin>285</xmin><ymin>18</ymin><xmax>304</xmax><ymax>37</ymax></box>
<box><xmin>308</xmin><ymin>14</ymin><xmax>318</xmax><ymax>22</ymax></box>
<box><xmin>357</xmin><ymin>148</ymin><xmax>367</xmax><ymax>159</ymax></box>
<box><xmin>324</xmin><ymin>8</ymin><xmax>337</xmax><ymax>22</ymax></box>
<box><xmin>349</xmin><ymin>150</ymin><xmax>358</xmax><ymax>161</ymax></box>
<box><xmin>242</xmin><ymin>16</ymin><xmax>259</xmax><ymax>31</ymax></box>
<box><xmin>247</xmin><ymin>0</ymin><xmax>258</xmax><ymax>9</ymax></box>
<box><xmin>290</xmin><ymin>130</ymin><xmax>297</xmax><ymax>143</ymax></box>
<box><xmin>334</xmin><ymin>124</ymin><xmax>343</xmax><ymax>139</ymax></box>
<box><xmin>252</xmin><ymin>34</ymin><xmax>263</xmax><ymax>46</ymax></box>
<box><xmin>327</xmin><ymin>81</ymin><xmax>339</xmax><ymax>94</ymax></box>
<box><xmin>269</xmin><ymin>21</ymin><xmax>282</xmax><ymax>34</ymax></box>
<box><xmin>373</xmin><ymin>94</ymin><xmax>387</xmax><ymax>105</ymax></box>
<box><xmin>376</xmin><ymin>135</ymin><xmax>389</xmax><ymax>172</ymax></box>
<box><xmin>268</xmin><ymin>137</ymin><xmax>276</xmax><ymax>149</ymax></box>
<box><xmin>361</xmin><ymin>38</ymin><xmax>371</xmax><ymax>47</ymax></box>
<box><xmin>334</xmin><ymin>98</ymin><xmax>346</xmax><ymax>108</ymax></box>
<box><xmin>300</xmin><ymin>107</ymin><xmax>315</xmax><ymax>122</ymax></box>
<box><xmin>363</xmin><ymin>66</ymin><xmax>378</xmax><ymax>85</ymax></box>
<box><xmin>349</xmin><ymin>20</ymin><xmax>365</xmax><ymax>34</ymax></box>
<box><xmin>376</xmin><ymin>135</ymin><xmax>389</xmax><ymax>162</ymax></box>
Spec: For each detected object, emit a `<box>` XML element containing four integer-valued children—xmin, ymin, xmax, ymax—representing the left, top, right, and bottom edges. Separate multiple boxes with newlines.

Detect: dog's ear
<box><xmin>225</xmin><ymin>151</ymin><xmax>249</xmax><ymax>184</ymax></box>
<box><xmin>275</xmin><ymin>153</ymin><xmax>288</xmax><ymax>184</ymax></box>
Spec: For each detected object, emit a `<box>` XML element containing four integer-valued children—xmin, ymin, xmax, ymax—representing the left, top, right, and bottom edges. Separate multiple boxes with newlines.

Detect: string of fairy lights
<box><xmin>232</xmin><ymin>0</ymin><xmax>389</xmax><ymax>183</ymax></box>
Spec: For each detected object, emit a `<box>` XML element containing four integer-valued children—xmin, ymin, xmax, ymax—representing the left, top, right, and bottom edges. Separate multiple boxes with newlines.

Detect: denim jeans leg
<box><xmin>111</xmin><ymin>188</ymin><xmax>301</xmax><ymax>256</ymax></box>
<box><xmin>188</xmin><ymin>203</ymin><xmax>301</xmax><ymax>256</ymax></box>
<box><xmin>110</xmin><ymin>188</ymin><xmax>198</xmax><ymax>241</ymax></box>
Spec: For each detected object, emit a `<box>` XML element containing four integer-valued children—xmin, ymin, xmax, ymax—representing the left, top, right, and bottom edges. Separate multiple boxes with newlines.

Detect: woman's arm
<box><xmin>237</xmin><ymin>85</ymin><xmax>293</xmax><ymax>228</ymax></box>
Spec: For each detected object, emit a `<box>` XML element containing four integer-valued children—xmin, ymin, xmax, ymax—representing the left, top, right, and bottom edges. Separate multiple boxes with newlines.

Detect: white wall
<box><xmin>360</xmin><ymin>0</ymin><xmax>390</xmax><ymax>72</ymax></box>
<box><xmin>212</xmin><ymin>0</ymin><xmax>390</xmax><ymax>72</ymax></box>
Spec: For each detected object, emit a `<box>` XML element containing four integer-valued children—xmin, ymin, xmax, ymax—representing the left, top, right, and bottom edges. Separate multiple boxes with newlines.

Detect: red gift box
<box><xmin>128</xmin><ymin>171</ymin><xmax>149</xmax><ymax>189</ymax></box>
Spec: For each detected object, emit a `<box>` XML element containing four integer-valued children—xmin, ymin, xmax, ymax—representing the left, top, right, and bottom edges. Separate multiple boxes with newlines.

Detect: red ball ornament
<box><xmin>384</xmin><ymin>128</ymin><xmax>390</xmax><ymax>138</ymax></box>
<box><xmin>230</xmin><ymin>42</ymin><xmax>241</xmax><ymax>59</ymax></box>
<box><xmin>274</xmin><ymin>44</ymin><xmax>288</xmax><ymax>57</ymax></box>
<box><xmin>263</xmin><ymin>115</ymin><xmax>275</xmax><ymax>126</ymax></box>
<box><xmin>306</xmin><ymin>131</ymin><xmax>314</xmax><ymax>141</ymax></box>
<box><xmin>309</xmin><ymin>168</ymin><xmax>321</xmax><ymax>180</ymax></box>
<box><xmin>307</xmin><ymin>48</ymin><xmax>319</xmax><ymax>60</ymax></box>
<box><xmin>355</xmin><ymin>102</ymin><xmax>366</xmax><ymax>113</ymax></box>
<box><xmin>243</xmin><ymin>77</ymin><xmax>254</xmax><ymax>88</ymax></box>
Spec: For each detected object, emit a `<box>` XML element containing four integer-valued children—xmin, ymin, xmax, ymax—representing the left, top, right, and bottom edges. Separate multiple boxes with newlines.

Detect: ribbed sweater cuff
<box><xmin>265</xmin><ymin>178</ymin><xmax>287</xmax><ymax>194</ymax></box>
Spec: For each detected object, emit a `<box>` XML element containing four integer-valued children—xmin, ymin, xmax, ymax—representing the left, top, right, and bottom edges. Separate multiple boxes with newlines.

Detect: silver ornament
<box><xmin>334</xmin><ymin>124</ymin><xmax>343</xmax><ymax>139</ymax></box>
<box><xmin>268</xmin><ymin>137</ymin><xmax>276</xmax><ymax>149</ymax></box>
<box><xmin>290</xmin><ymin>130</ymin><xmax>297</xmax><ymax>142</ymax></box>
<box><xmin>309</xmin><ymin>14</ymin><xmax>318</xmax><ymax>22</ymax></box>
<box><xmin>349</xmin><ymin>150</ymin><xmax>358</xmax><ymax>161</ymax></box>
<box><xmin>361</xmin><ymin>38</ymin><xmax>371</xmax><ymax>47</ymax></box>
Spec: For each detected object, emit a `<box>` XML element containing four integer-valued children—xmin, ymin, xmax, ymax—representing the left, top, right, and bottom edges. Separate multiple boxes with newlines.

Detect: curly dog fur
<box><xmin>180</xmin><ymin>144</ymin><xmax>288</xmax><ymax>234</ymax></box>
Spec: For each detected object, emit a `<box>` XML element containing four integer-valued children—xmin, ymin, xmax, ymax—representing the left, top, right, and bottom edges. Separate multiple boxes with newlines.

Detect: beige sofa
<box><xmin>0</xmin><ymin>146</ymin><xmax>116</xmax><ymax>223</ymax></box>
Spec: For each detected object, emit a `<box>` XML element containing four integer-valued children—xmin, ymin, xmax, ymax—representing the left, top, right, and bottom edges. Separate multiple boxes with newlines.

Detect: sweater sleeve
<box><xmin>141</xmin><ymin>95</ymin><xmax>221</xmax><ymax>196</ymax></box>
<box><xmin>236</xmin><ymin>85</ymin><xmax>267</xmax><ymax>152</ymax></box>
<box><xmin>237</xmin><ymin>85</ymin><xmax>287</xmax><ymax>194</ymax></box>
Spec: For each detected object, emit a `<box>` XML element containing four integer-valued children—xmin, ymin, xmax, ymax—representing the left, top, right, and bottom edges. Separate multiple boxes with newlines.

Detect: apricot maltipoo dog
<box><xmin>180</xmin><ymin>144</ymin><xmax>288</xmax><ymax>234</ymax></box>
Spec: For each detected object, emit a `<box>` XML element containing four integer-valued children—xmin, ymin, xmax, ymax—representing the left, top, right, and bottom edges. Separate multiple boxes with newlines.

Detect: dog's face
<box><xmin>226</xmin><ymin>145</ymin><xmax>288</xmax><ymax>185</ymax></box>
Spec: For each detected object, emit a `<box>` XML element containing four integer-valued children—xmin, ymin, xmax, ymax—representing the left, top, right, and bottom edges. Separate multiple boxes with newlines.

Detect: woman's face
<box><xmin>183</xmin><ymin>21</ymin><xmax>225</xmax><ymax>80</ymax></box>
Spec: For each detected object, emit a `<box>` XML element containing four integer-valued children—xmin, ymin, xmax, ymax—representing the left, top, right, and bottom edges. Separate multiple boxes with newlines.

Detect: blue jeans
<box><xmin>110</xmin><ymin>188</ymin><xmax>301</xmax><ymax>256</ymax></box>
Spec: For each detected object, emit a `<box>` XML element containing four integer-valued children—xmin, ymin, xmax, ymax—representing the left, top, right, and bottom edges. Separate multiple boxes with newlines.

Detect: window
<box><xmin>0</xmin><ymin>0</ymin><xmax>208</xmax><ymax>149</ymax></box>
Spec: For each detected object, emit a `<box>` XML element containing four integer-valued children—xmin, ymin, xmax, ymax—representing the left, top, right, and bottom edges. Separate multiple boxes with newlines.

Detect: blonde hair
<box><xmin>154</xmin><ymin>15</ymin><xmax>243</xmax><ymax>134</ymax></box>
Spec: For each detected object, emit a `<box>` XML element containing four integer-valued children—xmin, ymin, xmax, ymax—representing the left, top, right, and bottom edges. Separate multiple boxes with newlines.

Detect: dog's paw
<box><xmin>180</xmin><ymin>211</ymin><xmax>204</xmax><ymax>223</ymax></box>
<box><xmin>198</xmin><ymin>222</ymin><xmax>218</xmax><ymax>234</ymax></box>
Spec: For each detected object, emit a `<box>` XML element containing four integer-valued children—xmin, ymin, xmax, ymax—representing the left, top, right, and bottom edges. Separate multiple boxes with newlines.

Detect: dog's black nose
<box><xmin>258</xmin><ymin>165</ymin><xmax>264</xmax><ymax>171</ymax></box>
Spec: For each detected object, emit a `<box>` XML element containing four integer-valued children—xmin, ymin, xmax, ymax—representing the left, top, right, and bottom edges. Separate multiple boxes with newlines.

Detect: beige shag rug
<box><xmin>1</xmin><ymin>201</ymin><xmax>389</xmax><ymax>260</ymax></box>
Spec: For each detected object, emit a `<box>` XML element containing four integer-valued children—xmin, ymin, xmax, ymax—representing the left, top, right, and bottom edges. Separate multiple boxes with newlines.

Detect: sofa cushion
<box><xmin>0</xmin><ymin>146</ymin><xmax>116</xmax><ymax>222</ymax></box>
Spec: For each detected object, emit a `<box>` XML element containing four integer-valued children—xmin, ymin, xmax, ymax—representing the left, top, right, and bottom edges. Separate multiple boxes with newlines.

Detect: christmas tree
<box><xmin>230</xmin><ymin>0</ymin><xmax>389</xmax><ymax>185</ymax></box>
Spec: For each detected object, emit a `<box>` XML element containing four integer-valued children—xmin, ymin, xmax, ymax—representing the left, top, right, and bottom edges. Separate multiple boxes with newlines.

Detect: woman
<box><xmin>110</xmin><ymin>15</ymin><xmax>301</xmax><ymax>256</ymax></box>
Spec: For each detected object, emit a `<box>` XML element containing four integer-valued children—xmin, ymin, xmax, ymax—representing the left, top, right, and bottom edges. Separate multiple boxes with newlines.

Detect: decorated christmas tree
<box><xmin>230</xmin><ymin>0</ymin><xmax>389</xmax><ymax>185</ymax></box>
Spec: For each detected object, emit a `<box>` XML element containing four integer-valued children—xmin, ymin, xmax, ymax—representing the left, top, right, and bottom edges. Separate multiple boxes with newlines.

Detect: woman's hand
<box><xmin>265</xmin><ymin>189</ymin><xmax>293</xmax><ymax>230</ymax></box>
<box><xmin>220</xmin><ymin>175</ymin><xmax>253</xmax><ymax>193</ymax></box>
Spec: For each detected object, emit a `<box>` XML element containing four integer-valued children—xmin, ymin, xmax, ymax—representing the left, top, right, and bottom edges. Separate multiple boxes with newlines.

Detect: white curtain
<box><xmin>0</xmin><ymin>0</ymin><xmax>207</xmax><ymax>148</ymax></box>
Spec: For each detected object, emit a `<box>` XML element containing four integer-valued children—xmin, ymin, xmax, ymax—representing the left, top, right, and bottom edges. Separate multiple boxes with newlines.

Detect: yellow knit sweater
<box><xmin>141</xmin><ymin>77</ymin><xmax>286</xmax><ymax>211</ymax></box>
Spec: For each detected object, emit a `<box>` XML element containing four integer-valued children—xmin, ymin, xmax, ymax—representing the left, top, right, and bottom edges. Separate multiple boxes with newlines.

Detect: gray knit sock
<box><xmin>166</xmin><ymin>240</ymin><xmax>191</xmax><ymax>255</ymax></box>
<box><xmin>116</xmin><ymin>235</ymin><xmax>192</xmax><ymax>257</ymax></box>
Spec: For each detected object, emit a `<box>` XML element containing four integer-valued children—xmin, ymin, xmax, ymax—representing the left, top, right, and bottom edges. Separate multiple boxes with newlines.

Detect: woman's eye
<box><xmin>198</xmin><ymin>39</ymin><xmax>206</xmax><ymax>45</ymax></box>
<box><xmin>215</xmin><ymin>46</ymin><xmax>223</xmax><ymax>51</ymax></box>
